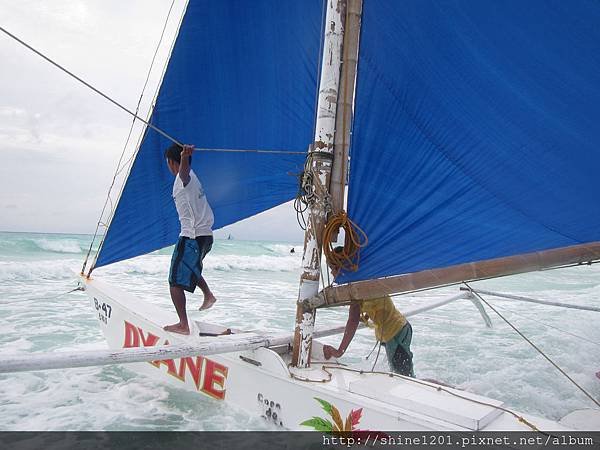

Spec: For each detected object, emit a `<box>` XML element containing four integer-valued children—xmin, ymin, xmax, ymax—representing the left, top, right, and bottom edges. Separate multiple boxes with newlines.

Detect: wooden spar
<box><xmin>0</xmin><ymin>292</ymin><xmax>472</xmax><ymax>374</ymax></box>
<box><xmin>291</xmin><ymin>0</ymin><xmax>346</xmax><ymax>368</ymax></box>
<box><xmin>307</xmin><ymin>242</ymin><xmax>600</xmax><ymax>308</ymax></box>
<box><xmin>329</xmin><ymin>0</ymin><xmax>362</xmax><ymax>217</ymax></box>
<box><xmin>461</xmin><ymin>287</ymin><xmax>600</xmax><ymax>313</ymax></box>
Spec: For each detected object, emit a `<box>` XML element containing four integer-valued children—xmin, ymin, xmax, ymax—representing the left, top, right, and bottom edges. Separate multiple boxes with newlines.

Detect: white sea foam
<box><xmin>0</xmin><ymin>260</ymin><xmax>79</xmax><ymax>282</ymax></box>
<box><xmin>32</xmin><ymin>238</ymin><xmax>82</xmax><ymax>254</ymax></box>
<box><xmin>206</xmin><ymin>254</ymin><xmax>300</xmax><ymax>272</ymax></box>
<box><xmin>1</xmin><ymin>232</ymin><xmax>599</xmax><ymax>430</ymax></box>
<box><xmin>98</xmin><ymin>252</ymin><xmax>301</xmax><ymax>276</ymax></box>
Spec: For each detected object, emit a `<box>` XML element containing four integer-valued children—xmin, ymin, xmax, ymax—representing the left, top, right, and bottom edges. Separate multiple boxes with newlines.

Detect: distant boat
<box><xmin>227</xmin><ymin>234</ymin><xmax>232</xmax><ymax>241</ymax></box>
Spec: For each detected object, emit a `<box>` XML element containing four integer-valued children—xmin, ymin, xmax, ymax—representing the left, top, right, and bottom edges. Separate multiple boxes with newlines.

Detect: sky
<box><xmin>0</xmin><ymin>0</ymin><xmax>305</xmax><ymax>242</ymax></box>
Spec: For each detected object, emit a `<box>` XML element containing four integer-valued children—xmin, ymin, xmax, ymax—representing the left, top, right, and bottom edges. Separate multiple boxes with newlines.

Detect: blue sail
<box><xmin>339</xmin><ymin>0</ymin><xmax>600</xmax><ymax>284</ymax></box>
<box><xmin>95</xmin><ymin>0</ymin><xmax>322</xmax><ymax>268</ymax></box>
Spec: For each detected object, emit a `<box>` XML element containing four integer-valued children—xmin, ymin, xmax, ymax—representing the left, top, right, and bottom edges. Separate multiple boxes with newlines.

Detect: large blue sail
<box><xmin>95</xmin><ymin>0</ymin><xmax>322</xmax><ymax>268</ymax></box>
<box><xmin>339</xmin><ymin>0</ymin><xmax>600</xmax><ymax>284</ymax></box>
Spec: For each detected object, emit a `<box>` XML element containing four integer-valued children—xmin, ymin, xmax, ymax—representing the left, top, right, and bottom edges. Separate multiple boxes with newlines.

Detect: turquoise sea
<box><xmin>0</xmin><ymin>230</ymin><xmax>599</xmax><ymax>430</ymax></box>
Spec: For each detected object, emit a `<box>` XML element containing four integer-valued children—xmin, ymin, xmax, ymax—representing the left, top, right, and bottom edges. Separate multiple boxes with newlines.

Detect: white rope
<box><xmin>491</xmin><ymin>302</ymin><xmax>600</xmax><ymax>348</ymax></box>
<box><xmin>193</xmin><ymin>148</ymin><xmax>304</xmax><ymax>155</ymax></box>
<box><xmin>464</xmin><ymin>283</ymin><xmax>600</xmax><ymax>409</ymax></box>
<box><xmin>0</xmin><ymin>25</ymin><xmax>182</xmax><ymax>146</ymax></box>
<box><xmin>88</xmin><ymin>0</ymin><xmax>192</xmax><ymax>275</ymax></box>
<box><xmin>461</xmin><ymin>287</ymin><xmax>600</xmax><ymax>313</ymax></box>
<box><xmin>81</xmin><ymin>0</ymin><xmax>177</xmax><ymax>275</ymax></box>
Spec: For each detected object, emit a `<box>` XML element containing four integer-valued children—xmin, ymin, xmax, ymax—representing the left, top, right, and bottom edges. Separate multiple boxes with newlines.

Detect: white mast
<box><xmin>291</xmin><ymin>0</ymin><xmax>351</xmax><ymax>368</ymax></box>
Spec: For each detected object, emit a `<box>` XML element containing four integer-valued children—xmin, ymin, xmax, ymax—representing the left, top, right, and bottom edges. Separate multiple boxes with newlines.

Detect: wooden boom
<box><xmin>306</xmin><ymin>242</ymin><xmax>600</xmax><ymax>308</ymax></box>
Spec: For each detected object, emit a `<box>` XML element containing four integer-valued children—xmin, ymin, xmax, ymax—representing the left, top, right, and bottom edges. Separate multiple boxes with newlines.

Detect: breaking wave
<box><xmin>32</xmin><ymin>238</ymin><xmax>83</xmax><ymax>254</ymax></box>
<box><xmin>0</xmin><ymin>234</ymin><xmax>91</xmax><ymax>256</ymax></box>
<box><xmin>0</xmin><ymin>260</ymin><xmax>80</xmax><ymax>282</ymax></box>
<box><xmin>206</xmin><ymin>254</ymin><xmax>300</xmax><ymax>272</ymax></box>
<box><xmin>99</xmin><ymin>252</ymin><xmax>301</xmax><ymax>277</ymax></box>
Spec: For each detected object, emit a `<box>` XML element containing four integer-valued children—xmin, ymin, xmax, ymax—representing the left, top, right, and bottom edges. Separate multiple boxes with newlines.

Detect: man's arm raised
<box><xmin>179</xmin><ymin>144</ymin><xmax>194</xmax><ymax>186</ymax></box>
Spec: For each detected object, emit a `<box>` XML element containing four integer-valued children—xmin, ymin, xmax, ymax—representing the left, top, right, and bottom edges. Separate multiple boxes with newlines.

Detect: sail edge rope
<box><xmin>81</xmin><ymin>0</ymin><xmax>177</xmax><ymax>275</ymax></box>
<box><xmin>0</xmin><ymin>25</ymin><xmax>308</xmax><ymax>160</ymax></box>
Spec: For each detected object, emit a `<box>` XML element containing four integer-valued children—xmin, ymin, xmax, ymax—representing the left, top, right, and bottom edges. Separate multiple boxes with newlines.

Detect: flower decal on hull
<box><xmin>301</xmin><ymin>397</ymin><xmax>363</xmax><ymax>433</ymax></box>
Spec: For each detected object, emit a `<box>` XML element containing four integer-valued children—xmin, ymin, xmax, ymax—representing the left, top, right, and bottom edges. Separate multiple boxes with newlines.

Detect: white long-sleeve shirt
<box><xmin>172</xmin><ymin>169</ymin><xmax>214</xmax><ymax>237</ymax></box>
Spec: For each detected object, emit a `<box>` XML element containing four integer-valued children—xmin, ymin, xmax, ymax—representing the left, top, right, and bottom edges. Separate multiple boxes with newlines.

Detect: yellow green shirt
<box><xmin>359</xmin><ymin>295</ymin><xmax>407</xmax><ymax>343</ymax></box>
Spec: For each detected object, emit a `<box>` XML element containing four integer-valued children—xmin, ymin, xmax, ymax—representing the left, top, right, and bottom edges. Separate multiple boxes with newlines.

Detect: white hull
<box><xmin>83</xmin><ymin>276</ymin><xmax>577</xmax><ymax>432</ymax></box>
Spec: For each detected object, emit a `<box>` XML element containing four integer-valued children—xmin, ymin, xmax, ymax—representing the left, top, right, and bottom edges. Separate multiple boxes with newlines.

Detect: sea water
<box><xmin>0</xmin><ymin>230</ymin><xmax>599</xmax><ymax>430</ymax></box>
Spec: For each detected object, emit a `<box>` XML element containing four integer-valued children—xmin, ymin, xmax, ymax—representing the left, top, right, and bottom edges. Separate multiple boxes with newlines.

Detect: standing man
<box><xmin>163</xmin><ymin>143</ymin><xmax>216</xmax><ymax>335</ymax></box>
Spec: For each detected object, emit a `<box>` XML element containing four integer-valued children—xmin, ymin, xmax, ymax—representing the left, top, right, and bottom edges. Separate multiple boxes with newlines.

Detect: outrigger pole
<box><xmin>0</xmin><ymin>292</ymin><xmax>473</xmax><ymax>374</ymax></box>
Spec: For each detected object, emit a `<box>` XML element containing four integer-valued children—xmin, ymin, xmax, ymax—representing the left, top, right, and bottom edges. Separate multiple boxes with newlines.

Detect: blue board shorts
<box><xmin>383</xmin><ymin>322</ymin><xmax>414</xmax><ymax>377</ymax></box>
<box><xmin>169</xmin><ymin>236</ymin><xmax>213</xmax><ymax>293</ymax></box>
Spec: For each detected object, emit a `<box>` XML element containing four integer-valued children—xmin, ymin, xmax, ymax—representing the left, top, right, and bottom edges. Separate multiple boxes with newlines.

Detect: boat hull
<box><xmin>83</xmin><ymin>276</ymin><xmax>572</xmax><ymax>431</ymax></box>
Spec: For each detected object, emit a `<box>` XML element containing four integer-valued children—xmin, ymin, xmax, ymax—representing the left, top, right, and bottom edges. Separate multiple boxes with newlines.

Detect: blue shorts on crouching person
<box><xmin>168</xmin><ymin>236</ymin><xmax>213</xmax><ymax>292</ymax></box>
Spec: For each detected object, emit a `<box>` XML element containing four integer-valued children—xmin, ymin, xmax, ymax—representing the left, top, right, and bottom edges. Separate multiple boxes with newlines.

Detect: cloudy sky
<box><xmin>0</xmin><ymin>0</ymin><xmax>305</xmax><ymax>242</ymax></box>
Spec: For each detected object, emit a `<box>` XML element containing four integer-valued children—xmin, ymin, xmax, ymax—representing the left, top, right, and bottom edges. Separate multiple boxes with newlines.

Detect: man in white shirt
<box><xmin>163</xmin><ymin>143</ymin><xmax>216</xmax><ymax>335</ymax></box>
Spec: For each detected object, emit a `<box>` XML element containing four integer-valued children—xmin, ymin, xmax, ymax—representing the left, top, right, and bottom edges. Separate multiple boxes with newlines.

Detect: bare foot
<box><xmin>199</xmin><ymin>293</ymin><xmax>217</xmax><ymax>311</ymax></box>
<box><xmin>163</xmin><ymin>323</ymin><xmax>190</xmax><ymax>335</ymax></box>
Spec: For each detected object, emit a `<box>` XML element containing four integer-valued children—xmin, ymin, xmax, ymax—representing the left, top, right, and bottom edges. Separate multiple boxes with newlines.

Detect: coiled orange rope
<box><xmin>323</xmin><ymin>211</ymin><xmax>368</xmax><ymax>275</ymax></box>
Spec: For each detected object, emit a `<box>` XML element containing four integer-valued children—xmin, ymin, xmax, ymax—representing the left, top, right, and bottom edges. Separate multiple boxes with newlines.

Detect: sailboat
<box><xmin>2</xmin><ymin>0</ymin><xmax>600</xmax><ymax>432</ymax></box>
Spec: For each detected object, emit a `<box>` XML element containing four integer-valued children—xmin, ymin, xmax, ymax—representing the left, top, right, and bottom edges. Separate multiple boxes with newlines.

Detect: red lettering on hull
<box><xmin>122</xmin><ymin>321</ymin><xmax>228</xmax><ymax>399</ymax></box>
<box><xmin>140</xmin><ymin>328</ymin><xmax>160</xmax><ymax>347</ymax></box>
<box><xmin>179</xmin><ymin>356</ymin><xmax>205</xmax><ymax>389</ymax></box>
<box><xmin>201</xmin><ymin>359</ymin><xmax>228</xmax><ymax>400</ymax></box>
<box><xmin>123</xmin><ymin>321</ymin><xmax>140</xmax><ymax>348</ymax></box>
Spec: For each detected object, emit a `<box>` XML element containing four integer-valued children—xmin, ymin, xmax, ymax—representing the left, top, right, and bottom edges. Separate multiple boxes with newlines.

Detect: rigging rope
<box><xmin>88</xmin><ymin>0</ymin><xmax>191</xmax><ymax>275</ymax></box>
<box><xmin>23</xmin><ymin>286</ymin><xmax>85</xmax><ymax>303</ymax></box>
<box><xmin>0</xmin><ymin>25</ymin><xmax>306</xmax><ymax>159</ymax></box>
<box><xmin>0</xmin><ymin>25</ymin><xmax>180</xmax><ymax>146</ymax></box>
<box><xmin>293</xmin><ymin>152</ymin><xmax>315</xmax><ymax>230</ymax></box>
<box><xmin>463</xmin><ymin>283</ymin><xmax>600</xmax><ymax>409</ymax></box>
<box><xmin>491</xmin><ymin>302</ymin><xmax>600</xmax><ymax>348</ymax></box>
<box><xmin>319</xmin><ymin>365</ymin><xmax>542</xmax><ymax>432</ymax></box>
<box><xmin>81</xmin><ymin>0</ymin><xmax>177</xmax><ymax>275</ymax></box>
<box><xmin>323</xmin><ymin>211</ymin><xmax>368</xmax><ymax>275</ymax></box>
<box><xmin>193</xmin><ymin>148</ymin><xmax>305</xmax><ymax>155</ymax></box>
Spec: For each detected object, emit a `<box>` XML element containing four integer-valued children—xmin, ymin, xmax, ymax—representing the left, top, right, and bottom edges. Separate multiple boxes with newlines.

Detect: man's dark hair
<box><xmin>164</xmin><ymin>143</ymin><xmax>191</xmax><ymax>165</ymax></box>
